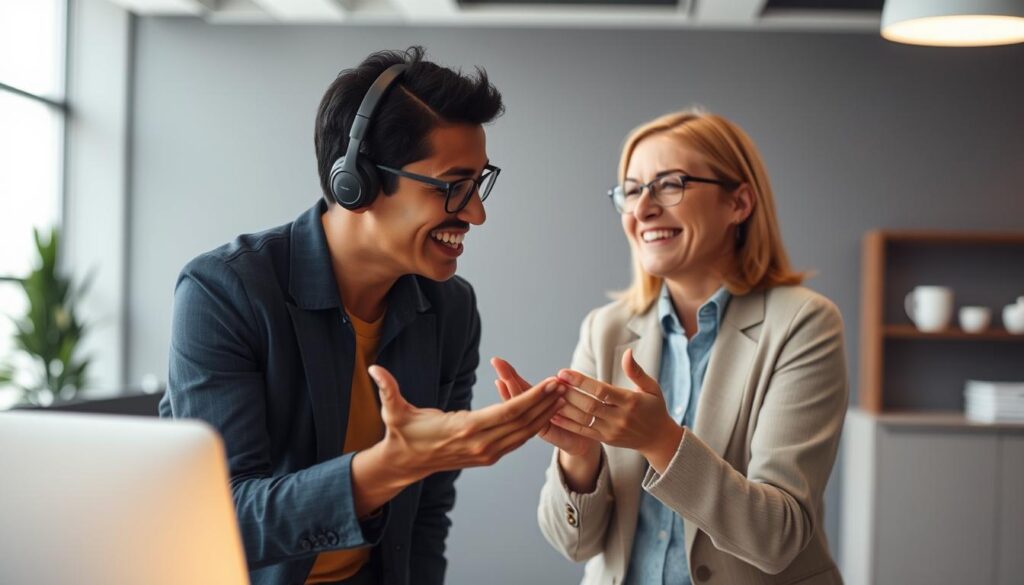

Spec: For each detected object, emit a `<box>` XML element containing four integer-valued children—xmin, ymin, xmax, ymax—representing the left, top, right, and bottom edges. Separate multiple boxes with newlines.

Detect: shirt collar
<box><xmin>658</xmin><ymin>283</ymin><xmax>731</xmax><ymax>336</ymax></box>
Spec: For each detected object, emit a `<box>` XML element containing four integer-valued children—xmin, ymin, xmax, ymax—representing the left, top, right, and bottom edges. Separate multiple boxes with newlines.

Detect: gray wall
<box><xmin>128</xmin><ymin>18</ymin><xmax>1024</xmax><ymax>583</ymax></box>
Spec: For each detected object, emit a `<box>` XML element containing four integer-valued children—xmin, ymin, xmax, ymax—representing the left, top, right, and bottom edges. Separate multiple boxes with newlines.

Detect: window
<box><xmin>0</xmin><ymin>0</ymin><xmax>67</xmax><ymax>408</ymax></box>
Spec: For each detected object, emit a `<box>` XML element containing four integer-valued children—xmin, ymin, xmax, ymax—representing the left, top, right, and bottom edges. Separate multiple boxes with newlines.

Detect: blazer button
<box><xmin>566</xmin><ymin>514</ymin><xmax>578</xmax><ymax>527</ymax></box>
<box><xmin>695</xmin><ymin>565</ymin><xmax>712</xmax><ymax>581</ymax></box>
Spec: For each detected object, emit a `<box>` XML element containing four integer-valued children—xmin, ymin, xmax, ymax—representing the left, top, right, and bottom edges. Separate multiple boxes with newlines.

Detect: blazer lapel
<box><xmin>609</xmin><ymin>308</ymin><xmax>663</xmax><ymax>568</ymax></box>
<box><xmin>693</xmin><ymin>289</ymin><xmax>764</xmax><ymax>456</ymax></box>
<box><xmin>285</xmin><ymin>201</ymin><xmax>354</xmax><ymax>463</ymax></box>
<box><xmin>377</xmin><ymin>314</ymin><xmax>439</xmax><ymax>410</ymax></box>
<box><xmin>376</xmin><ymin>275</ymin><xmax>437</xmax><ymax>409</ymax></box>
<box><xmin>684</xmin><ymin>289</ymin><xmax>764</xmax><ymax>555</ymax></box>
<box><xmin>287</xmin><ymin>303</ymin><xmax>352</xmax><ymax>463</ymax></box>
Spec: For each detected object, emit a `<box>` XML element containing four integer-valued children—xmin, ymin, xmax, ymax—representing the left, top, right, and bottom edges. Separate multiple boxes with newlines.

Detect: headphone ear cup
<box><xmin>354</xmin><ymin>156</ymin><xmax>382</xmax><ymax>207</ymax></box>
<box><xmin>330</xmin><ymin>156</ymin><xmax>365</xmax><ymax>209</ymax></box>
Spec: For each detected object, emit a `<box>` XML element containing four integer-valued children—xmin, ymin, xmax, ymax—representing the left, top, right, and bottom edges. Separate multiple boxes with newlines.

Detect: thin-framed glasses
<box><xmin>608</xmin><ymin>170</ymin><xmax>738</xmax><ymax>214</ymax></box>
<box><xmin>376</xmin><ymin>163</ymin><xmax>501</xmax><ymax>214</ymax></box>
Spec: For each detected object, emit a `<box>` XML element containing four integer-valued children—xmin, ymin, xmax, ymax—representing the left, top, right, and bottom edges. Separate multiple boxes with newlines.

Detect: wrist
<box><xmin>377</xmin><ymin>433</ymin><xmax>433</xmax><ymax>484</ymax></box>
<box><xmin>641</xmin><ymin>419</ymin><xmax>684</xmax><ymax>474</ymax></box>
<box><xmin>558</xmin><ymin>444</ymin><xmax>602</xmax><ymax>493</ymax></box>
<box><xmin>359</xmin><ymin>439</ymin><xmax>419</xmax><ymax>489</ymax></box>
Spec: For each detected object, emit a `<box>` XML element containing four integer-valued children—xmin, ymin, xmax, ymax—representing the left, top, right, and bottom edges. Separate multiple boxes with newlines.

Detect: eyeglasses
<box><xmin>376</xmin><ymin>163</ymin><xmax>501</xmax><ymax>214</ymax></box>
<box><xmin>608</xmin><ymin>170</ymin><xmax>738</xmax><ymax>214</ymax></box>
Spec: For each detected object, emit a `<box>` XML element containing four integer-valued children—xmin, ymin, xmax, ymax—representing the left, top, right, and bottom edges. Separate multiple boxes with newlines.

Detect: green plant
<box><xmin>0</xmin><ymin>228</ymin><xmax>93</xmax><ymax>406</ymax></box>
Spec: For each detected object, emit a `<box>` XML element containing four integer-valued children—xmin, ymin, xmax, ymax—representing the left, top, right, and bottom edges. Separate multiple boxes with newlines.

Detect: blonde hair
<box><xmin>615</xmin><ymin>109</ymin><xmax>805</xmax><ymax>314</ymax></box>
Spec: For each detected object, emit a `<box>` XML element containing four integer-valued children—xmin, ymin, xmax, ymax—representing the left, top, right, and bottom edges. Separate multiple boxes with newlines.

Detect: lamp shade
<box><xmin>882</xmin><ymin>0</ymin><xmax>1024</xmax><ymax>46</ymax></box>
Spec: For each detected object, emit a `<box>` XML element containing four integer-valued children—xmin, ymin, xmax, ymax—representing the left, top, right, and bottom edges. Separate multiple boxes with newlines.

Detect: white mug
<box><xmin>905</xmin><ymin>286</ymin><xmax>954</xmax><ymax>332</ymax></box>
<box><xmin>959</xmin><ymin>306</ymin><xmax>991</xmax><ymax>333</ymax></box>
<box><xmin>1004</xmin><ymin>303</ymin><xmax>1024</xmax><ymax>334</ymax></box>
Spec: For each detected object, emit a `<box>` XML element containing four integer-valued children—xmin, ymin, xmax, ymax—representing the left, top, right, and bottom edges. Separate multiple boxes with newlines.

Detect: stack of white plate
<box><xmin>965</xmin><ymin>380</ymin><xmax>1024</xmax><ymax>423</ymax></box>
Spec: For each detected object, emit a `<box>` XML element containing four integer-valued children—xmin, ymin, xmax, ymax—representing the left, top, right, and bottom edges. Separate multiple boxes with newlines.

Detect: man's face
<box><xmin>367</xmin><ymin>123</ymin><xmax>489</xmax><ymax>282</ymax></box>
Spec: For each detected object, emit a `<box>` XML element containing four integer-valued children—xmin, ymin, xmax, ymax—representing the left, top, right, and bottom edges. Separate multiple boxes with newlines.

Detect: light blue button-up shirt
<box><xmin>623</xmin><ymin>284</ymin><xmax>730</xmax><ymax>585</ymax></box>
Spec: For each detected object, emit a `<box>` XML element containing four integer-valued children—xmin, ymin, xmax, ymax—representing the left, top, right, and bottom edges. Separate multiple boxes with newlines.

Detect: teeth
<box><xmin>642</xmin><ymin>229</ymin><xmax>679</xmax><ymax>242</ymax></box>
<box><xmin>430</xmin><ymin>231</ymin><xmax>465</xmax><ymax>249</ymax></box>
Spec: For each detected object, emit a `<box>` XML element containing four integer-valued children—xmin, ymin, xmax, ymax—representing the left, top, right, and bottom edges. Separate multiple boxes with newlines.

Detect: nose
<box><xmin>457</xmin><ymin>189</ymin><xmax>486</xmax><ymax>226</ymax></box>
<box><xmin>631</xmin><ymin>187</ymin><xmax>661</xmax><ymax>222</ymax></box>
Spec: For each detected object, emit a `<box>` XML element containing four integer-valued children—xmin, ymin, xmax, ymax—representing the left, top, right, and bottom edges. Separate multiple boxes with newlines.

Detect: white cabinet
<box><xmin>998</xmin><ymin>435</ymin><xmax>1024</xmax><ymax>585</ymax></box>
<box><xmin>842</xmin><ymin>409</ymin><xmax>1024</xmax><ymax>585</ymax></box>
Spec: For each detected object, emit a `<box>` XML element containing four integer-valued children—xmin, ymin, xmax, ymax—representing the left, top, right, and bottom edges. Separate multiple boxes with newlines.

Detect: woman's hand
<box><xmin>551</xmin><ymin>349</ymin><xmax>684</xmax><ymax>473</ymax></box>
<box><xmin>491</xmin><ymin>357</ymin><xmax>600</xmax><ymax>458</ymax></box>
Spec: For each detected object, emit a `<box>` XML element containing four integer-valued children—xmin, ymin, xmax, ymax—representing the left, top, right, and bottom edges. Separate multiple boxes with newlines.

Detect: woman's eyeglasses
<box><xmin>608</xmin><ymin>171</ymin><xmax>738</xmax><ymax>214</ymax></box>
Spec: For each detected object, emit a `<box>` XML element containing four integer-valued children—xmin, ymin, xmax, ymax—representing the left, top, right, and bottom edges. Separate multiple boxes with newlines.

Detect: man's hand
<box><xmin>490</xmin><ymin>357</ymin><xmax>599</xmax><ymax>458</ymax></box>
<box><xmin>351</xmin><ymin>365</ymin><xmax>566</xmax><ymax>517</ymax></box>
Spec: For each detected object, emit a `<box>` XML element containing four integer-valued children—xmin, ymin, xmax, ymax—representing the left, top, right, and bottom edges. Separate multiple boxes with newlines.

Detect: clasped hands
<box><xmin>359</xmin><ymin>347</ymin><xmax>682</xmax><ymax>493</ymax></box>
<box><xmin>490</xmin><ymin>349</ymin><xmax>684</xmax><ymax>473</ymax></box>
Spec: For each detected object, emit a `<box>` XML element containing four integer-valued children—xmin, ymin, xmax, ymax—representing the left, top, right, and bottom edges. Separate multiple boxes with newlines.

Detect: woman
<box><xmin>492</xmin><ymin>110</ymin><xmax>847</xmax><ymax>584</ymax></box>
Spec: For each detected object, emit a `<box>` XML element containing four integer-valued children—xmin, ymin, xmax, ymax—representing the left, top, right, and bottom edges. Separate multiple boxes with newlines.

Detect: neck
<box><xmin>662</xmin><ymin>255</ymin><xmax>733</xmax><ymax>333</ymax></box>
<box><xmin>321</xmin><ymin>206</ymin><xmax>396</xmax><ymax>322</ymax></box>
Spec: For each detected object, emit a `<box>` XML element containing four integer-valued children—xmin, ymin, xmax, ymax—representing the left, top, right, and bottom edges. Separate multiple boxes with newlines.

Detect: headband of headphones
<box><xmin>341</xmin><ymin>63</ymin><xmax>408</xmax><ymax>171</ymax></box>
<box><xmin>329</xmin><ymin>63</ymin><xmax>409</xmax><ymax>209</ymax></box>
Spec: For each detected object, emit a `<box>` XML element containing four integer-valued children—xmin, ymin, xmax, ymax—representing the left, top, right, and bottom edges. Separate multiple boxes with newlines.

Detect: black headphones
<box><xmin>328</xmin><ymin>63</ymin><xmax>409</xmax><ymax>210</ymax></box>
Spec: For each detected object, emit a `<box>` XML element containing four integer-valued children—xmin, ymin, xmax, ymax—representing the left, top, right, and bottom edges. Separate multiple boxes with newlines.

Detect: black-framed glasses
<box><xmin>376</xmin><ymin>163</ymin><xmax>501</xmax><ymax>214</ymax></box>
<box><xmin>608</xmin><ymin>170</ymin><xmax>739</xmax><ymax>214</ymax></box>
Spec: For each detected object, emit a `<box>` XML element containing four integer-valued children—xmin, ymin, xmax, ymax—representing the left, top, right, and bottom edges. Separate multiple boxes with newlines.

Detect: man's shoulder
<box><xmin>180</xmin><ymin>221</ymin><xmax>292</xmax><ymax>286</ymax></box>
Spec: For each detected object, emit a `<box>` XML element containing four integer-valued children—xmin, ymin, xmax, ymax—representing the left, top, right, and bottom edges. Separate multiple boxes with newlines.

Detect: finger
<box><xmin>368</xmin><ymin>365</ymin><xmax>410</xmax><ymax>413</ymax></box>
<box><xmin>490</xmin><ymin>357</ymin><xmax>531</xmax><ymax>393</ymax></box>
<box><xmin>485</xmin><ymin>396</ymin><xmax>568</xmax><ymax>462</ymax></box>
<box><xmin>556</xmin><ymin>369</ymin><xmax>631</xmax><ymax>405</ymax></box>
<box><xmin>556</xmin><ymin>401</ymin><xmax>604</xmax><ymax>427</ymax></box>
<box><xmin>469</xmin><ymin>378</ymin><xmax>563</xmax><ymax>430</ymax></box>
<box><xmin>549</xmin><ymin>413</ymin><xmax>603</xmax><ymax>442</ymax></box>
<box><xmin>560</xmin><ymin>384</ymin><xmax>609</xmax><ymax>417</ymax></box>
<box><xmin>621</xmin><ymin>348</ymin><xmax>660</xmax><ymax>395</ymax></box>
<box><xmin>499</xmin><ymin>384</ymin><xmax>565</xmax><ymax>431</ymax></box>
<box><xmin>495</xmin><ymin>379</ymin><xmax>511</xmax><ymax>402</ymax></box>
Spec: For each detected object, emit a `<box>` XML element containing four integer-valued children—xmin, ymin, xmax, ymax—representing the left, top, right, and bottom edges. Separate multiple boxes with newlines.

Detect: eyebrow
<box><xmin>438</xmin><ymin>160</ymin><xmax>490</xmax><ymax>179</ymax></box>
<box><xmin>625</xmin><ymin>168</ymin><xmax>691</xmax><ymax>182</ymax></box>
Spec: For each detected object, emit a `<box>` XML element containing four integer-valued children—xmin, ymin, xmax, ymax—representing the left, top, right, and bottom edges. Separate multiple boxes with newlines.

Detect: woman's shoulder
<box><xmin>580</xmin><ymin>297</ymin><xmax>642</xmax><ymax>332</ymax></box>
<box><xmin>761</xmin><ymin>285</ymin><xmax>844</xmax><ymax>328</ymax></box>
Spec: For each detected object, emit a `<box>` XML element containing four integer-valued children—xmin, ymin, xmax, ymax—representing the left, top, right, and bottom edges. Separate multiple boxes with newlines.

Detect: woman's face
<box><xmin>620</xmin><ymin>134</ymin><xmax>747</xmax><ymax>281</ymax></box>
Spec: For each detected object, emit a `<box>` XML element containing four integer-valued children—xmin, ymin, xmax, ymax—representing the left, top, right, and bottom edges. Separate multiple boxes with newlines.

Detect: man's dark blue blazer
<box><xmin>159</xmin><ymin>200</ymin><xmax>479</xmax><ymax>585</ymax></box>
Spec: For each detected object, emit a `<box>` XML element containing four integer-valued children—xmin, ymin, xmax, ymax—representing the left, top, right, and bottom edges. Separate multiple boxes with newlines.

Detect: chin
<box><xmin>417</xmin><ymin>263</ymin><xmax>458</xmax><ymax>282</ymax></box>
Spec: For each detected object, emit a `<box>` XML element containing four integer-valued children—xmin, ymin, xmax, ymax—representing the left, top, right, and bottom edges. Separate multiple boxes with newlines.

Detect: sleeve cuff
<box><xmin>552</xmin><ymin>447</ymin><xmax>613</xmax><ymax>518</ymax></box>
<box><xmin>642</xmin><ymin>427</ymin><xmax>689</xmax><ymax>494</ymax></box>
<box><xmin>337</xmin><ymin>452</ymin><xmax>390</xmax><ymax>548</ymax></box>
<box><xmin>642</xmin><ymin>428</ymin><xmax>714</xmax><ymax>509</ymax></box>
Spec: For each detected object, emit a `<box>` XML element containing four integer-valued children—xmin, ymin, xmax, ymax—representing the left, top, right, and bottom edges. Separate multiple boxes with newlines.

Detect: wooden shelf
<box><xmin>859</xmin><ymin>229</ymin><xmax>1024</xmax><ymax>413</ymax></box>
<box><xmin>884</xmin><ymin>324</ymin><xmax>1024</xmax><ymax>341</ymax></box>
<box><xmin>871</xmin><ymin>409</ymin><xmax>1024</xmax><ymax>432</ymax></box>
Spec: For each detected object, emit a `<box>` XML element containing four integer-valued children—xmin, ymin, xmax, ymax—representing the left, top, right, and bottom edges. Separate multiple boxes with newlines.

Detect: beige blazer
<box><xmin>538</xmin><ymin>286</ymin><xmax>848</xmax><ymax>585</ymax></box>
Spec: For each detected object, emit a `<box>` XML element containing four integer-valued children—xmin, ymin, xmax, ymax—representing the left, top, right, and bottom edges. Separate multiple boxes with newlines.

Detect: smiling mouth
<box><xmin>641</xmin><ymin>229</ymin><xmax>682</xmax><ymax>243</ymax></box>
<box><xmin>429</xmin><ymin>229</ymin><xmax>465</xmax><ymax>249</ymax></box>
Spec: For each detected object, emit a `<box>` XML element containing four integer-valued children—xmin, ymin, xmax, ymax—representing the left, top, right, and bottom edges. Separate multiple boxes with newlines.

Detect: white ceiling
<box><xmin>104</xmin><ymin>0</ymin><xmax>882</xmax><ymax>30</ymax></box>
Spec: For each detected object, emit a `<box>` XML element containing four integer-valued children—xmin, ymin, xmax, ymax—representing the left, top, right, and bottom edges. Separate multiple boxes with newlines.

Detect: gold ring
<box><xmin>587</xmin><ymin>415</ymin><xmax>597</xmax><ymax>428</ymax></box>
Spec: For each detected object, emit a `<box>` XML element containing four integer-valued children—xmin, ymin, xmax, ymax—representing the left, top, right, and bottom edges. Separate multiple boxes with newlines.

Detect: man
<box><xmin>159</xmin><ymin>47</ymin><xmax>566</xmax><ymax>585</ymax></box>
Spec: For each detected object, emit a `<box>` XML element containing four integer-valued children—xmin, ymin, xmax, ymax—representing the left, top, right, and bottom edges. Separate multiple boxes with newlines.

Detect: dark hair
<box><xmin>314</xmin><ymin>46</ymin><xmax>504</xmax><ymax>203</ymax></box>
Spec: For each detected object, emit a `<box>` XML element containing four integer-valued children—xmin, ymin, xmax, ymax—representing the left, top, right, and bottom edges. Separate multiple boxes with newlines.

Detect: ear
<box><xmin>731</xmin><ymin>183</ymin><xmax>755</xmax><ymax>225</ymax></box>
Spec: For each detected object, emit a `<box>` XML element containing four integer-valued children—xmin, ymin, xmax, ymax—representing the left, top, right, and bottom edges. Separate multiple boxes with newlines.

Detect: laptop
<box><xmin>0</xmin><ymin>411</ymin><xmax>249</xmax><ymax>585</ymax></box>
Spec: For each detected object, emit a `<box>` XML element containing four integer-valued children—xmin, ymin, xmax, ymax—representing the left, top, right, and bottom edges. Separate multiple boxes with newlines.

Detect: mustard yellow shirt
<box><xmin>305</xmin><ymin>309</ymin><xmax>385</xmax><ymax>584</ymax></box>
